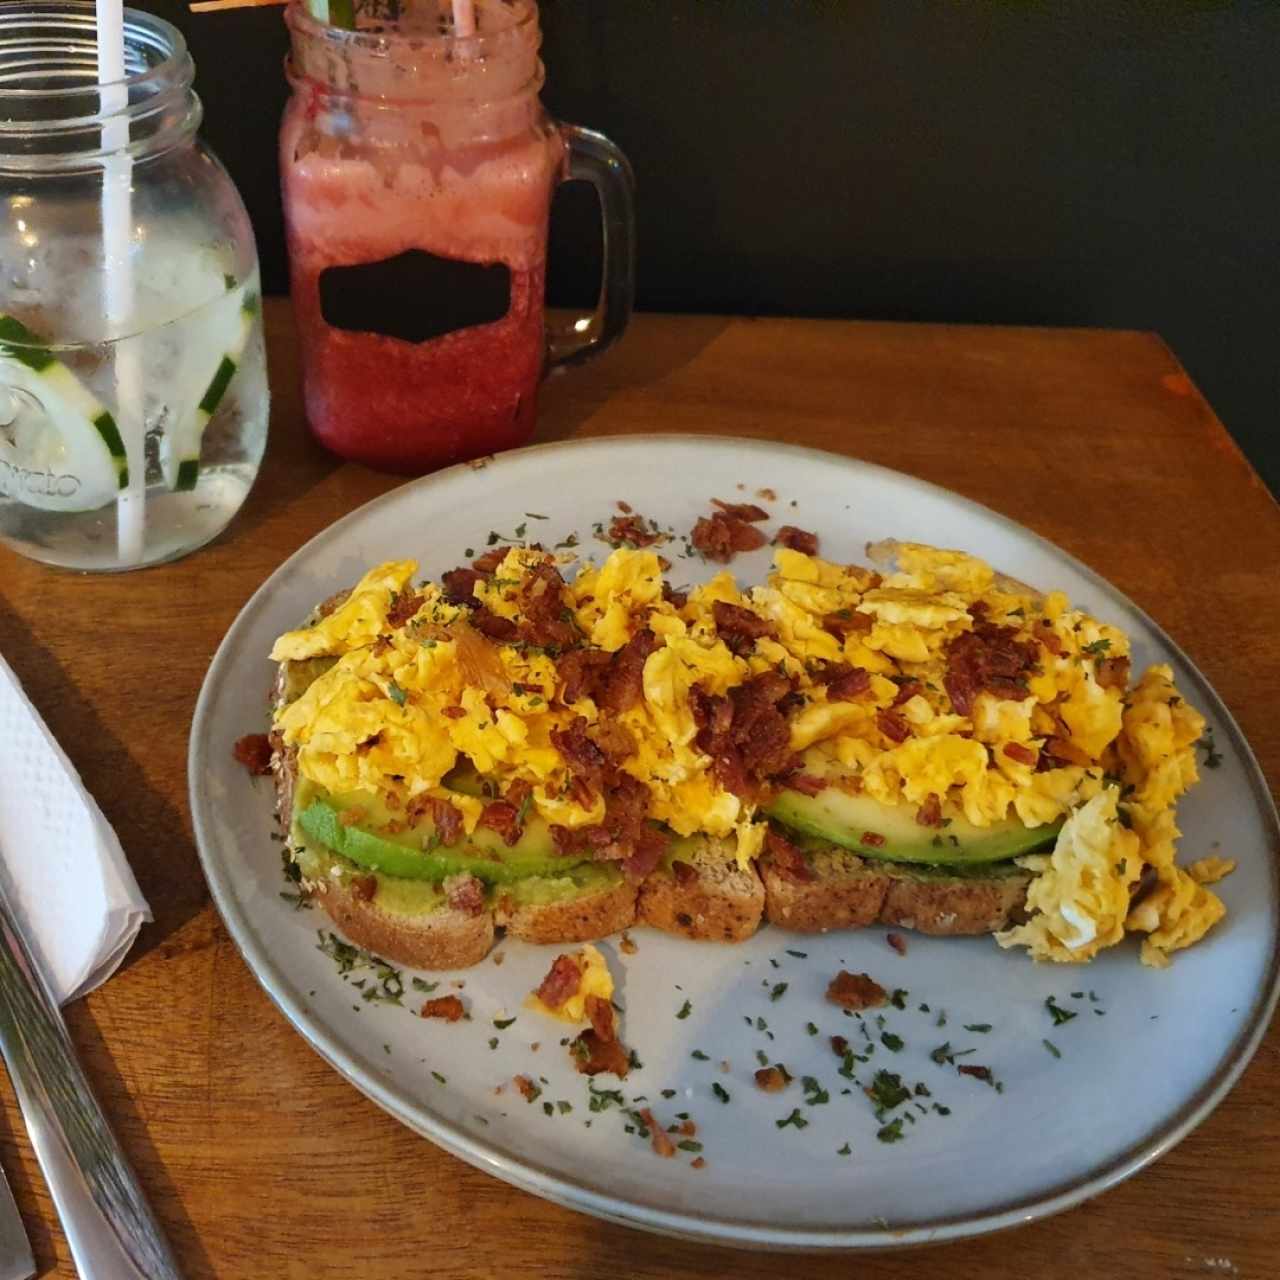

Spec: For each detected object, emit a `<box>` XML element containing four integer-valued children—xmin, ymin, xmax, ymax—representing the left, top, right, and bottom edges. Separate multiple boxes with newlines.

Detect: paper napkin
<box><xmin>0</xmin><ymin>650</ymin><xmax>151</xmax><ymax>1005</ymax></box>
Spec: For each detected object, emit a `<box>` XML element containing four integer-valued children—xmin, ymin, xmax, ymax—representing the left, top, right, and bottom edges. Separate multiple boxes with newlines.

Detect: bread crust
<box><xmin>879</xmin><ymin>873</ymin><xmax>1030</xmax><ymax>936</ymax></box>
<box><xmin>495</xmin><ymin>879</ymin><xmax>638</xmax><ymax>945</ymax></box>
<box><xmin>314</xmin><ymin>880</ymin><xmax>495</xmax><ymax>969</ymax></box>
<box><xmin>762</xmin><ymin>849</ymin><xmax>890</xmax><ymax>932</ymax></box>
<box><xmin>638</xmin><ymin>843</ymin><xmax>764</xmax><ymax>943</ymax></box>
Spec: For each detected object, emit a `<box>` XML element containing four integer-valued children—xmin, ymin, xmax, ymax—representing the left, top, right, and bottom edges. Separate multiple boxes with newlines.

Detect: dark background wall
<box><xmin>144</xmin><ymin>0</ymin><xmax>1279</xmax><ymax>492</ymax></box>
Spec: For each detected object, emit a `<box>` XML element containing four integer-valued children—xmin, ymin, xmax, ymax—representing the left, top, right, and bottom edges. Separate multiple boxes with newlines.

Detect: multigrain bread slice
<box><xmin>495</xmin><ymin>878</ymin><xmax>638</xmax><ymax>945</ymax></box>
<box><xmin>637</xmin><ymin>836</ymin><xmax>765</xmax><ymax>943</ymax></box>
<box><xmin>761</xmin><ymin>840</ymin><xmax>1031</xmax><ymax>937</ymax></box>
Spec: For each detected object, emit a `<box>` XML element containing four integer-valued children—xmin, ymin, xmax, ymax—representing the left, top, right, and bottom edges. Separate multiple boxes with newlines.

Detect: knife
<box><xmin>0</xmin><ymin>851</ymin><xmax>182</xmax><ymax>1279</ymax></box>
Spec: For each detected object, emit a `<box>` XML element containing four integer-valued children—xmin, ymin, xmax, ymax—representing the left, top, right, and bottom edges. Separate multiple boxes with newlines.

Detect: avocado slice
<box><xmin>294</xmin><ymin>782</ymin><xmax>586</xmax><ymax>885</ymax></box>
<box><xmin>765</xmin><ymin>781</ymin><xmax>1060</xmax><ymax>866</ymax></box>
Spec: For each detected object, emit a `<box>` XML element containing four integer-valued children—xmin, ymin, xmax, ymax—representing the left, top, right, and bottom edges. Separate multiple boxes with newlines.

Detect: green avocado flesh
<box><xmin>765</xmin><ymin>780</ymin><xmax>1060</xmax><ymax>866</ymax></box>
<box><xmin>294</xmin><ymin>782</ymin><xmax>585</xmax><ymax>885</ymax></box>
<box><xmin>293</xmin><ymin>835</ymin><xmax>450</xmax><ymax>918</ymax></box>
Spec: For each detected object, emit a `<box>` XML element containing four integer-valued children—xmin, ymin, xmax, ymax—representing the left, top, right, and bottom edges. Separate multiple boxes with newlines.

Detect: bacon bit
<box><xmin>1036</xmin><ymin>620</ymin><xmax>1065</xmax><ymax>656</ymax></box>
<box><xmin>552</xmin><ymin>716</ymin><xmax>610</xmax><ymax>787</ymax></box>
<box><xmin>617</xmin><ymin>499</ymin><xmax>633</xmax><ymax>514</ymax></box>
<box><xmin>620</xmin><ymin>933</ymin><xmax>638</xmax><ymax>955</ymax></box>
<box><xmin>785</xmin><ymin>772</ymin><xmax>828</xmax><ymax>797</ymax></box>
<box><xmin>387</xmin><ymin>590</ymin><xmax>423</xmax><ymax>627</ymax></box>
<box><xmin>1043</xmin><ymin>736</ymin><xmax>1093</xmax><ymax>767</ymax></box>
<box><xmin>757</xmin><ymin>487</ymin><xmax>777</xmax><ymax>501</ymax></box>
<box><xmin>1002</xmin><ymin>741</ymin><xmax>1039</xmax><ymax>766</ymax></box>
<box><xmin>826</xmin><ymin>970</ymin><xmax>888</xmax><ymax>1011</ymax></box>
<box><xmin>945</xmin><ymin>621</ymin><xmax>1039</xmax><ymax>716</ymax></box>
<box><xmin>492</xmin><ymin>951</ymin><xmax>505</xmax><ymax>966</ymax></box>
<box><xmin>711</xmin><ymin>498</ymin><xmax>770</xmax><ymax>522</ymax></box>
<box><xmin>690</xmin><ymin>1156</ymin><xmax>707</xmax><ymax>1170</ymax></box>
<box><xmin>514</xmin><ymin>1075</ymin><xmax>538</xmax><ymax>1101</ymax></box>
<box><xmin>471</xmin><ymin>547</ymin><xmax>508</xmax><ymax>573</ymax></box>
<box><xmin>754</xmin><ymin>1065</ymin><xmax>791</xmax><ymax>1092</ymax></box>
<box><xmin>337</xmin><ymin>807</ymin><xmax>367</xmax><ymax>827</ymax></box>
<box><xmin>591</xmin><ymin>719</ymin><xmax>638</xmax><ymax>767</ymax></box>
<box><xmin>407</xmin><ymin>795</ymin><xmax>464</xmax><ymax>845</ymax></box>
<box><xmin>677</xmin><ymin>1118</ymin><xmax>697</xmax><ymax>1137</ymax></box>
<box><xmin>711</xmin><ymin>600</ymin><xmax>776</xmax><ymax>654</ymax></box>
<box><xmin>891</xmin><ymin>678</ymin><xmax>926</xmax><ymax>707</ymax></box>
<box><xmin>886</xmin><ymin>932</ymin><xmax>908</xmax><ymax>956</ymax></box>
<box><xmin>825</xmin><ymin>666</ymin><xmax>872</xmax><ymax>701</ymax></box>
<box><xmin>621</xmin><ymin>826</ymin><xmax>669</xmax><ymax>882</ymax></box>
<box><xmin>691</xmin><ymin>512</ymin><xmax>768</xmax><ymax>563</ymax></box>
<box><xmin>861</xmin><ymin>831</ymin><xmax>886</xmax><ymax>848</ymax></box>
<box><xmin>661</xmin><ymin>581</ymin><xmax>688</xmax><ymax>610</ymax></box>
<box><xmin>830</xmin><ymin>1035</ymin><xmax>850</xmax><ymax>1057</ymax></box>
<box><xmin>471</xmin><ymin>607</ymin><xmax>519</xmax><ymax>641</ymax></box>
<box><xmin>556</xmin><ymin>648</ymin><xmax>612</xmax><ymax>704</ymax></box>
<box><xmin>1095</xmin><ymin>656</ymin><xmax>1131</xmax><ymax>691</ymax></box>
<box><xmin>598</xmin><ymin>628</ymin><xmax>660</xmax><ymax>714</ymax></box>
<box><xmin>383</xmin><ymin>819</ymin><xmax>405</xmax><ymax>835</ymax></box>
<box><xmin>420</xmin><ymin>995</ymin><xmax>465</xmax><ymax>1022</ymax></box>
<box><xmin>585</xmin><ymin>994</ymin><xmax>616</xmax><ymax>1042</ymax></box>
<box><xmin>958</xmin><ymin>1064</ymin><xmax>992</xmax><ymax>1082</ymax></box>
<box><xmin>607</xmin><ymin>513</ymin><xmax>659</xmax><ymax>547</ymax></box>
<box><xmin>639</xmin><ymin>1108</ymin><xmax>676</xmax><ymax>1158</ymax></box>
<box><xmin>671</xmin><ymin>860</ymin><xmax>697</xmax><ymax>886</ymax></box>
<box><xmin>822</xmin><ymin>609</ymin><xmax>874</xmax><ymax>638</ymax></box>
<box><xmin>765</xmin><ymin>827</ymin><xmax>814</xmax><ymax>883</ymax></box>
<box><xmin>536</xmin><ymin>954</ymin><xmax>583</xmax><ymax>1010</ymax></box>
<box><xmin>478</xmin><ymin>800</ymin><xmax>522</xmax><ymax>846</ymax></box>
<box><xmin>441</xmin><ymin>567</ymin><xmax>484</xmax><ymax>605</ymax></box>
<box><xmin>915</xmin><ymin>794</ymin><xmax>943</xmax><ymax>827</ymax></box>
<box><xmin>232</xmin><ymin>733</ymin><xmax>273</xmax><ymax>776</ymax></box>
<box><xmin>444</xmin><ymin>874</ymin><xmax>486</xmax><ymax>916</ymax></box>
<box><xmin>876</xmin><ymin>709</ymin><xmax>910</xmax><ymax>743</ymax></box>
<box><xmin>832</xmin><ymin>772</ymin><xmax>864</xmax><ymax>796</ymax></box>
<box><xmin>517</xmin><ymin>561</ymin><xmax>580</xmax><ymax>649</ymax></box>
<box><xmin>571</xmin><ymin>1030</ymin><xmax>630</xmax><ymax>1078</ymax></box>
<box><xmin>774</xmin><ymin>525</ymin><xmax>819</xmax><ymax>554</ymax></box>
<box><xmin>441</xmin><ymin>705</ymin><xmax>466</xmax><ymax>719</ymax></box>
<box><xmin>349</xmin><ymin>874</ymin><xmax>377</xmax><ymax>902</ymax></box>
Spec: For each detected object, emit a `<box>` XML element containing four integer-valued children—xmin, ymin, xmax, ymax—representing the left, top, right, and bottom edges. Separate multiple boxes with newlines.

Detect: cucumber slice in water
<box><xmin>157</xmin><ymin>284</ymin><xmax>258</xmax><ymax>493</ymax></box>
<box><xmin>0</xmin><ymin>315</ymin><xmax>127</xmax><ymax>513</ymax></box>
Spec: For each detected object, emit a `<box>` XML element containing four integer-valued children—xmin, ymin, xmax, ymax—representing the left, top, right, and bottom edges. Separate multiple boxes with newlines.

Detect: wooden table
<box><xmin>1</xmin><ymin>299</ymin><xmax>1277</xmax><ymax>1279</ymax></box>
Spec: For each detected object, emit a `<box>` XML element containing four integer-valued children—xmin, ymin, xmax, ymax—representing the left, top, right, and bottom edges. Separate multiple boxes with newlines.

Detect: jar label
<box><xmin>319</xmin><ymin>251</ymin><xmax>512</xmax><ymax>344</ymax></box>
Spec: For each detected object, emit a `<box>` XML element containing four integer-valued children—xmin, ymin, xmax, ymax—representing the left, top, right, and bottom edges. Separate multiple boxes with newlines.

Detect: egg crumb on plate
<box><xmin>269</xmin><ymin>537</ymin><xmax>1232</xmax><ymax>966</ymax></box>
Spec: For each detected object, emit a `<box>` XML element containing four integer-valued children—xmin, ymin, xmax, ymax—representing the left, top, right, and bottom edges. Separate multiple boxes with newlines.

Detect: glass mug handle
<box><xmin>546</xmin><ymin>124</ymin><xmax>636</xmax><ymax>370</ymax></box>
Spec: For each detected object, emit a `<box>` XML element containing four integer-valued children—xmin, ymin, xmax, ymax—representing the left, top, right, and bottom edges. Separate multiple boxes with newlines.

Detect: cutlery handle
<box><xmin>0</xmin><ymin>884</ymin><xmax>182</xmax><ymax>1280</ymax></box>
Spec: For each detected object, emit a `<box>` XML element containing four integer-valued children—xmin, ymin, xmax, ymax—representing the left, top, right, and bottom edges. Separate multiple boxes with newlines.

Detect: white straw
<box><xmin>452</xmin><ymin>0</ymin><xmax>475</xmax><ymax>38</ymax></box>
<box><xmin>97</xmin><ymin>0</ymin><xmax>145</xmax><ymax>565</ymax></box>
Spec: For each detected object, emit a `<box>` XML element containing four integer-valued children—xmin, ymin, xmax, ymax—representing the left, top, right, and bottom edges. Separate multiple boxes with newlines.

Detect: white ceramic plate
<box><xmin>190</xmin><ymin>436</ymin><xmax>1279</xmax><ymax>1250</ymax></box>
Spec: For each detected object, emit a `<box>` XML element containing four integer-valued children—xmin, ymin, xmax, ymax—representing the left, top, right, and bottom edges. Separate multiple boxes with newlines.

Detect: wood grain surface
<box><xmin>0</xmin><ymin>299</ymin><xmax>1277</xmax><ymax>1279</ymax></box>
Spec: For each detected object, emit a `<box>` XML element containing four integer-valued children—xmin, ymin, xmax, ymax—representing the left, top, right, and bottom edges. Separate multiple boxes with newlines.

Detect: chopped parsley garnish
<box><xmin>557</xmin><ymin>1100</ymin><xmax>573</xmax><ymax>1114</ymax></box>
<box><xmin>524</xmin><ymin>512</ymin><xmax>549</xmax><ymax>520</ymax></box>
<box><xmin>691</xmin><ymin>1049</ymin><xmax>710</xmax><ymax>1061</ymax></box>
<box><xmin>801</xmin><ymin>1076</ymin><xmax>830</xmax><ymax>1106</ymax></box>
<box><xmin>387</xmin><ymin>680</ymin><xmax>407</xmax><ymax>706</ymax></box>
<box><xmin>488</xmin><ymin>1037</ymin><xmax>498</xmax><ymax>1050</ymax></box>
<box><xmin>1081</xmin><ymin>638</ymin><xmax>1111</xmax><ymax>656</ymax></box>
<box><xmin>493</xmin><ymin>1016</ymin><xmax>517</xmax><ymax>1029</ymax></box>
<box><xmin>543</xmin><ymin>1101</ymin><xmax>554</xmax><ymax>1116</ymax></box>
<box><xmin>1046</xmin><ymin>996</ymin><xmax>1077</xmax><ymax>1026</ymax></box>
<box><xmin>880</xmin><ymin>1032</ymin><xmax>904</xmax><ymax>1052</ymax></box>
<box><xmin>1199</xmin><ymin>730</ymin><xmax>1223</xmax><ymax>769</ymax></box>
<box><xmin>876</xmin><ymin>1118</ymin><xmax>906</xmax><ymax>1144</ymax></box>
<box><xmin>756</xmin><ymin>1049</ymin><xmax>770</xmax><ymax>1067</ymax></box>
<box><xmin>769</xmin><ymin>983</ymin><xmax>788</xmax><ymax>1002</ymax></box>
<box><xmin>661</xmin><ymin>1088</ymin><xmax>677</xmax><ymax>1099</ymax></box>
<box><xmin>676</xmin><ymin>999</ymin><xmax>692</xmax><ymax>1020</ymax></box>
<box><xmin>837</xmin><ymin>1142</ymin><xmax>852</xmax><ymax>1156</ymax></box>
<box><xmin>932</xmin><ymin>1103</ymin><xmax>951</xmax><ymax>1116</ymax></box>
<box><xmin>889</xmin><ymin>989</ymin><xmax>908</xmax><ymax>1010</ymax></box>
<box><xmin>963</xmin><ymin>1023</ymin><xmax>992</xmax><ymax>1034</ymax></box>
<box><xmin>677</xmin><ymin>1140</ymin><xmax>703</xmax><ymax>1153</ymax></box>
<box><xmin>587</xmin><ymin>1082</ymin><xmax>625</xmax><ymax>1112</ymax></box>
<box><xmin>431</xmin><ymin>1071</ymin><xmax>447</xmax><ymax>1085</ymax></box>
<box><xmin>1043</xmin><ymin>1039</ymin><xmax>1062</xmax><ymax>1059</ymax></box>
<box><xmin>806</xmin><ymin>1022</ymin><xmax>819</xmax><ymax>1036</ymax></box>
<box><xmin>712</xmin><ymin>1082</ymin><xmax>731</xmax><ymax>1104</ymax></box>
<box><xmin>776</xmin><ymin>1108</ymin><xmax>809</xmax><ymax>1130</ymax></box>
<box><xmin>866</xmin><ymin>1070</ymin><xmax>910</xmax><ymax>1113</ymax></box>
<box><xmin>935</xmin><ymin>1009</ymin><xmax>948</xmax><ymax>1027</ymax></box>
<box><xmin>785</xmin><ymin>949</ymin><xmax>808</xmax><ymax>959</ymax></box>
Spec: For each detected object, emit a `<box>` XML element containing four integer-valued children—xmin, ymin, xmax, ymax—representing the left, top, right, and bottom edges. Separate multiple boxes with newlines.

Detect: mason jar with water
<box><xmin>0</xmin><ymin>3</ymin><xmax>267</xmax><ymax>570</ymax></box>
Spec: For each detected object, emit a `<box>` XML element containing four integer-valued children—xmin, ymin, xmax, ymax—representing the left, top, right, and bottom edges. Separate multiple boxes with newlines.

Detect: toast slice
<box><xmin>495</xmin><ymin>872</ymin><xmax>637</xmax><ymax>945</ymax></box>
<box><xmin>761</xmin><ymin>836</ymin><xmax>1031</xmax><ymax>936</ymax></box>
<box><xmin>637</xmin><ymin>836</ymin><xmax>764</xmax><ymax>943</ymax></box>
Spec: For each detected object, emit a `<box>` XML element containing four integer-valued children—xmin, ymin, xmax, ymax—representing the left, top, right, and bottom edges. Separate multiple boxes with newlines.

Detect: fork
<box><xmin>0</xmin><ymin>860</ymin><xmax>182</xmax><ymax>1279</ymax></box>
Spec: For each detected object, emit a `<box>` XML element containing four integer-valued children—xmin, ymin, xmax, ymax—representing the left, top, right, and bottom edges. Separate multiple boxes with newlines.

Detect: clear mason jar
<box><xmin>0</xmin><ymin>2</ymin><xmax>268</xmax><ymax>571</ymax></box>
<box><xmin>280</xmin><ymin>0</ymin><xmax>634</xmax><ymax>474</ymax></box>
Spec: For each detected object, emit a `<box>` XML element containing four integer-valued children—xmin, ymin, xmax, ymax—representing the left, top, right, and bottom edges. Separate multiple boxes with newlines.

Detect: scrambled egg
<box><xmin>270</xmin><ymin>539</ymin><xmax>1230</xmax><ymax>966</ymax></box>
<box><xmin>525</xmin><ymin>944</ymin><xmax>614</xmax><ymax>1023</ymax></box>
